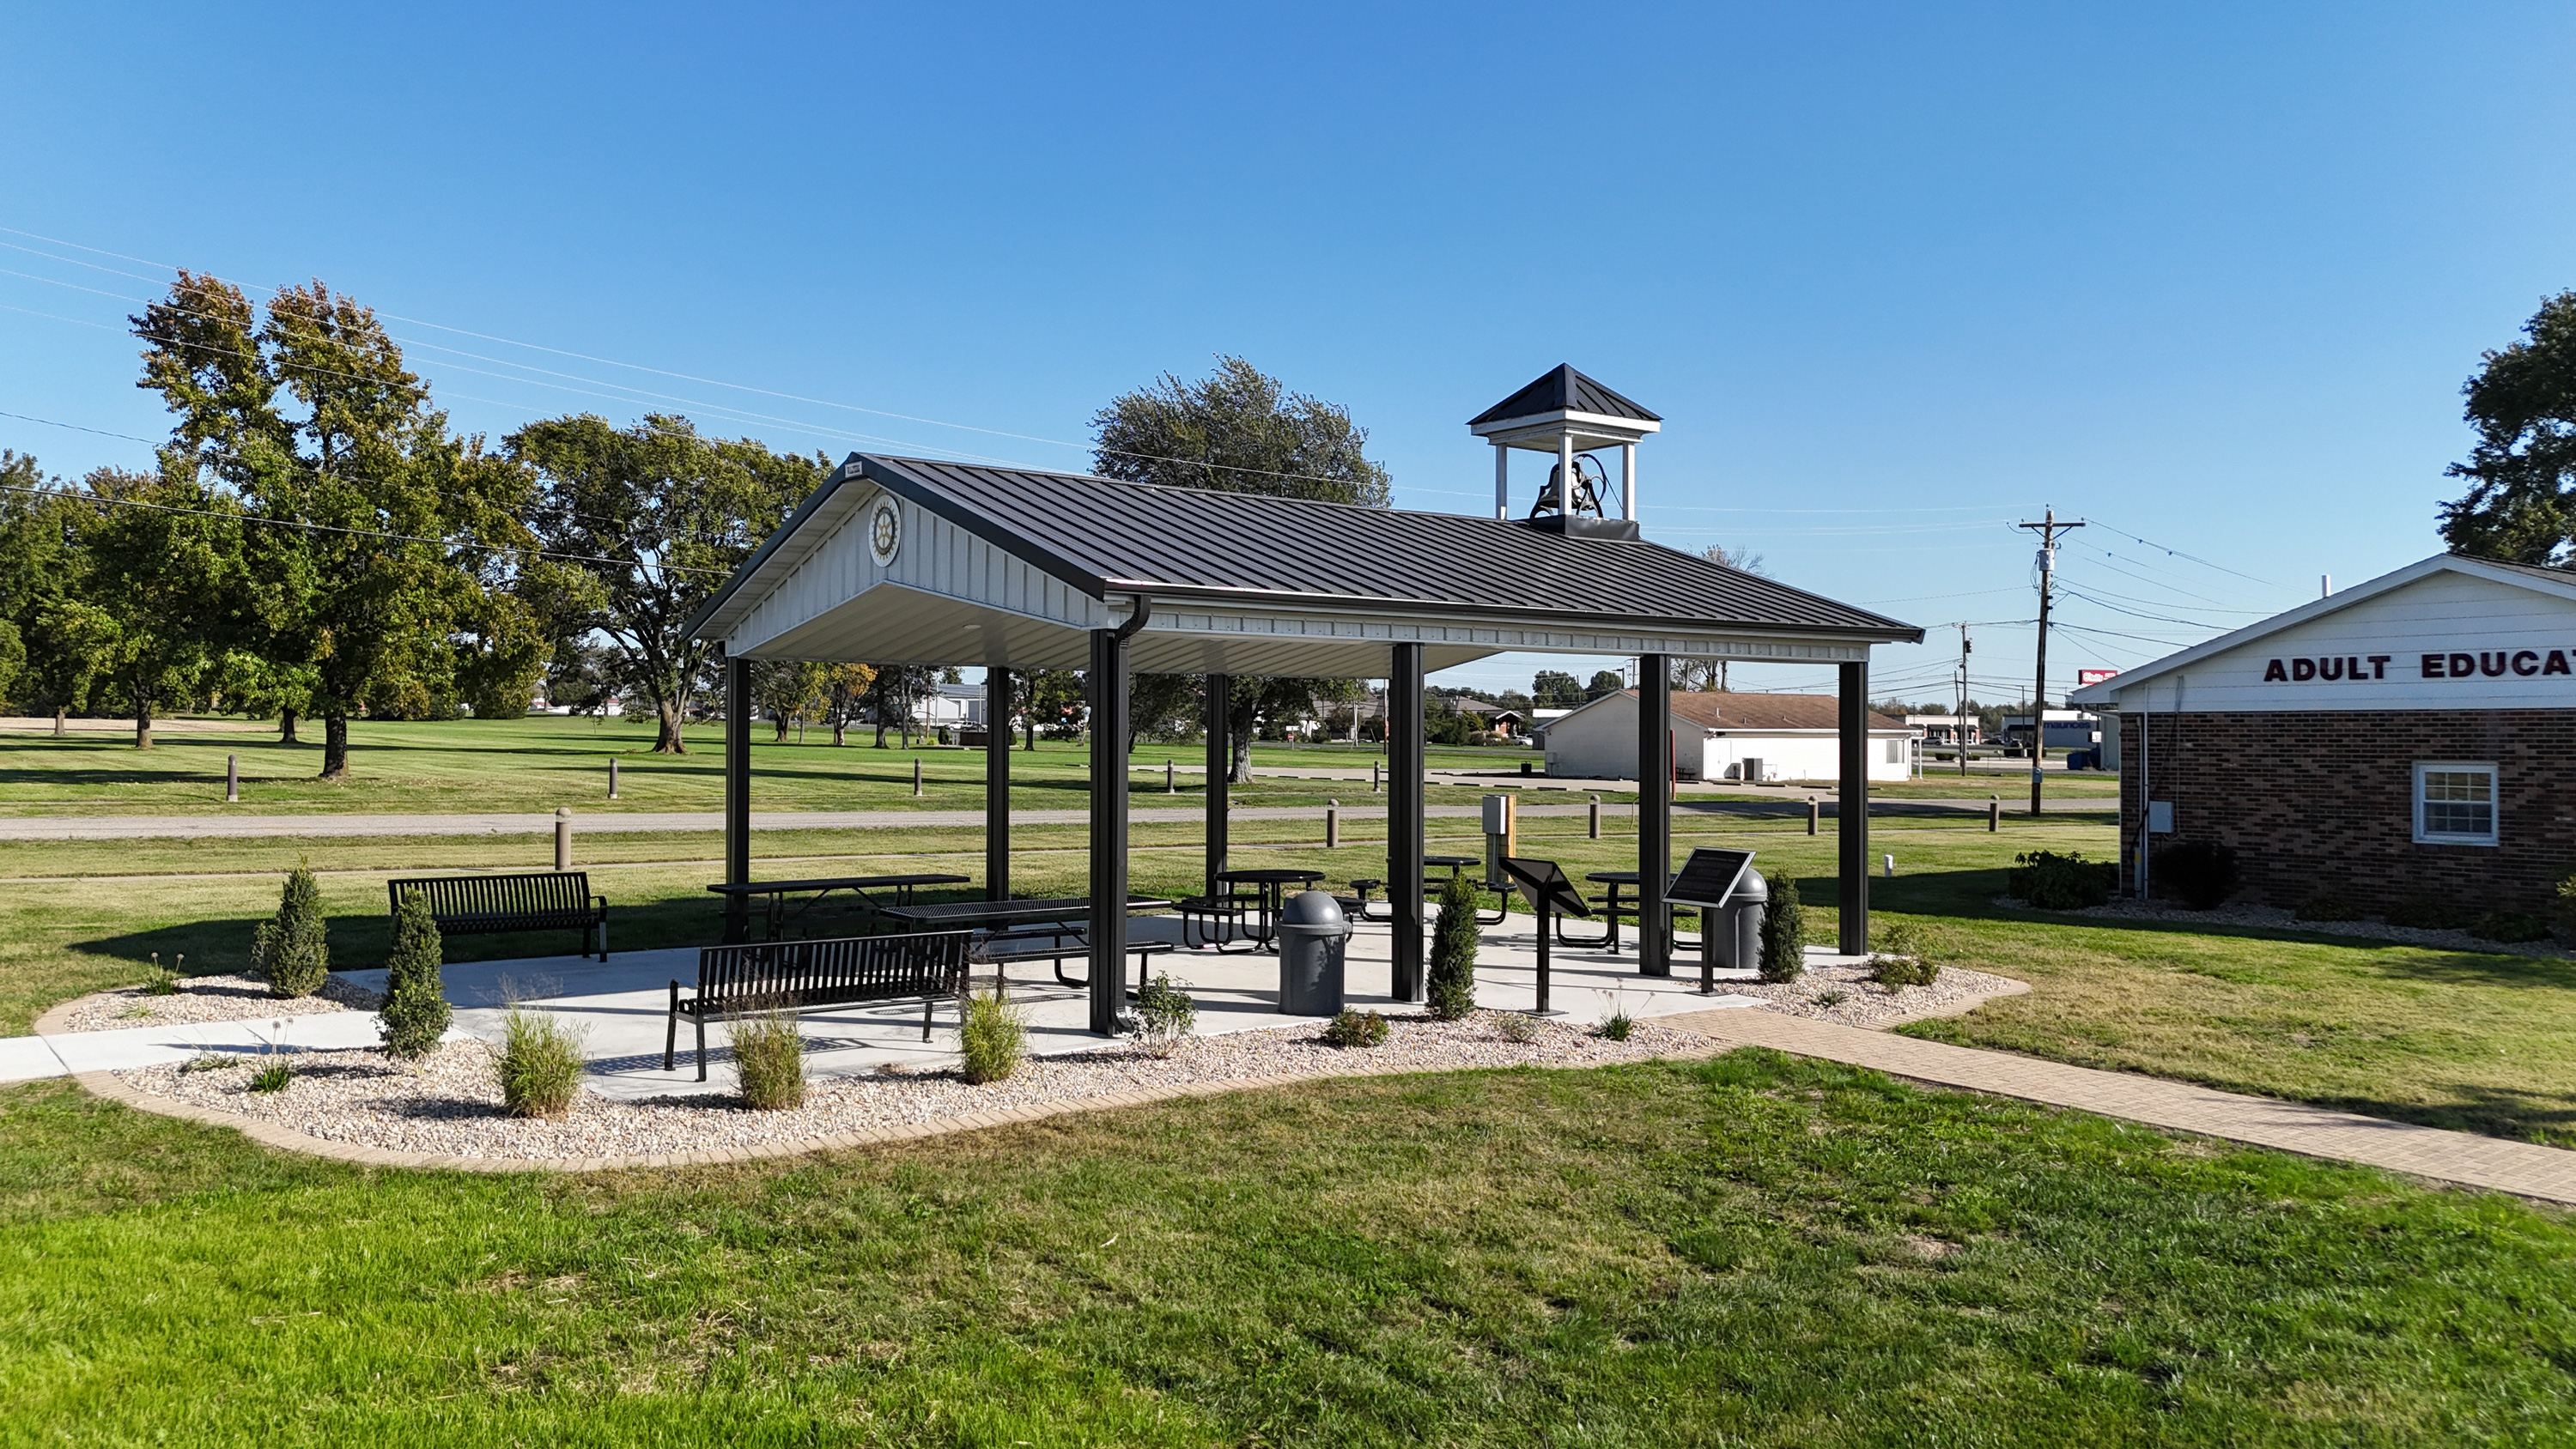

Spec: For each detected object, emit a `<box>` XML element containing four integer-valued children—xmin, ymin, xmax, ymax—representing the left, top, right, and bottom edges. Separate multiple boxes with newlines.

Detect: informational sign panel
<box><xmin>1667</xmin><ymin>847</ymin><xmax>1756</xmax><ymax>909</ymax></box>
<box><xmin>1499</xmin><ymin>857</ymin><xmax>1591</xmax><ymax>919</ymax></box>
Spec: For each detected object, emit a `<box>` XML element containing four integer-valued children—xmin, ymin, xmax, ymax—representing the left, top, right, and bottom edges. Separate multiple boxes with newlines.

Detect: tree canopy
<box><xmin>2440</xmin><ymin>290</ymin><xmax>2576</xmax><ymax>565</ymax></box>
<box><xmin>1091</xmin><ymin>355</ymin><xmax>1393</xmax><ymax>507</ymax></box>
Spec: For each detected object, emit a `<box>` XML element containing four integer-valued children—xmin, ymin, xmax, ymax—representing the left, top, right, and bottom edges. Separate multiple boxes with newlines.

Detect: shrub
<box><xmin>2387</xmin><ymin>895</ymin><xmax>2471</xmax><ymax>931</ymax></box>
<box><xmin>957</xmin><ymin>989</ymin><xmax>1026</xmax><ymax>1084</ymax></box>
<box><xmin>1321</xmin><ymin>1009</ymin><xmax>1388</xmax><ymax>1047</ymax></box>
<box><xmin>251</xmin><ymin>864</ymin><xmax>330</xmax><ymax>997</ymax></box>
<box><xmin>1133</xmin><ymin>972</ymin><xmax>1196</xmax><ymax>1055</ymax></box>
<box><xmin>1427</xmin><ymin>876</ymin><xmax>1481</xmax><ymax>1020</ymax></box>
<box><xmin>1816</xmin><ymin>989</ymin><xmax>1850</xmax><ymax>1008</ymax></box>
<box><xmin>727</xmin><ymin>1002</ymin><xmax>806</xmax><ymax>1109</ymax></box>
<box><xmin>494</xmin><ymin>1007</ymin><xmax>586</xmax><ymax>1119</ymax></box>
<box><xmin>2555</xmin><ymin>872</ymin><xmax>2576</xmax><ymax>936</ymax></box>
<box><xmin>377</xmin><ymin>888</ymin><xmax>452</xmax><ymax>1060</ymax></box>
<box><xmin>2294</xmin><ymin>890</ymin><xmax>2362</xmax><ymax>922</ymax></box>
<box><xmin>1868</xmin><ymin>920</ymin><xmax>1940</xmax><ymax>988</ymax></box>
<box><xmin>2152</xmin><ymin>840</ymin><xmax>2241</xmax><ymax>911</ymax></box>
<box><xmin>2008</xmin><ymin>850</ymin><xmax>2117</xmax><ymax>910</ymax></box>
<box><xmin>1758</xmin><ymin>871</ymin><xmax>1805</xmax><ymax>983</ymax></box>
<box><xmin>1493</xmin><ymin>1010</ymin><xmax>1539</xmax><ymax>1044</ymax></box>
<box><xmin>249</xmin><ymin>1062</ymin><xmax>292</xmax><ymax>1093</ymax></box>
<box><xmin>2473</xmin><ymin>910</ymin><xmax>2552</xmax><ymax>944</ymax></box>
<box><xmin>1598</xmin><ymin>1005</ymin><xmax>1634</xmax><ymax>1041</ymax></box>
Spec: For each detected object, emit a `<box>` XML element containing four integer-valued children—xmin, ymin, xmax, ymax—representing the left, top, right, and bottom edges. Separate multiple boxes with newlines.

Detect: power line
<box><xmin>2082</xmin><ymin>516</ymin><xmax>2278</xmax><ymax>587</ymax></box>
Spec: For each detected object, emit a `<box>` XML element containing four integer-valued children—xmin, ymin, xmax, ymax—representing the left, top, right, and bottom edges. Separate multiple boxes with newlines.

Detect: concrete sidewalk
<box><xmin>0</xmin><ymin>1010</ymin><xmax>388</xmax><ymax>1084</ymax></box>
<box><xmin>1660</xmin><ymin>1008</ymin><xmax>2576</xmax><ymax>1205</ymax></box>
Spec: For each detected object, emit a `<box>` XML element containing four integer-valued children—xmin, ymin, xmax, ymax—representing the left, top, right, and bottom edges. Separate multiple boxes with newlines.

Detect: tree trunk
<box><xmin>874</xmin><ymin>718</ymin><xmax>889</xmax><ymax>748</ymax></box>
<box><xmin>133</xmin><ymin>698</ymin><xmax>152</xmax><ymax>750</ymax></box>
<box><xmin>654</xmin><ymin>697</ymin><xmax>687</xmax><ymax>755</ymax></box>
<box><xmin>1230</xmin><ymin>735</ymin><xmax>1253</xmax><ymax>784</ymax></box>
<box><xmin>52</xmin><ymin>706</ymin><xmax>65</xmax><ymax>737</ymax></box>
<box><xmin>772</xmin><ymin>714</ymin><xmax>789</xmax><ymax>743</ymax></box>
<box><xmin>831</xmin><ymin>721</ymin><xmax>846</xmax><ymax>746</ymax></box>
<box><xmin>319</xmin><ymin>712</ymin><xmax>351</xmax><ymax>779</ymax></box>
<box><xmin>1024</xmin><ymin>714</ymin><xmax>1036</xmax><ymax>751</ymax></box>
<box><xmin>279</xmin><ymin>706</ymin><xmax>298</xmax><ymax>744</ymax></box>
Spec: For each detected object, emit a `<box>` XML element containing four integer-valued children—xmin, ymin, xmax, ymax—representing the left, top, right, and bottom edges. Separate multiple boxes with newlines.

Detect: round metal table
<box><xmin>1215</xmin><ymin>868</ymin><xmax>1327</xmax><ymax>949</ymax></box>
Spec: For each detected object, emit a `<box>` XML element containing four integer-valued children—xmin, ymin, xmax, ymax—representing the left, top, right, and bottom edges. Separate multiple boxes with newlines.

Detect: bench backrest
<box><xmin>387</xmin><ymin>872</ymin><xmax>593</xmax><ymax>919</ymax></box>
<box><xmin>694</xmin><ymin>931</ymin><xmax>972</xmax><ymax>1009</ymax></box>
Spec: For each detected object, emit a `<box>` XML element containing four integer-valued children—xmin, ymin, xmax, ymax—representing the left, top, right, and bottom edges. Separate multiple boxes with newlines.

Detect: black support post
<box><xmin>985</xmin><ymin>666</ymin><xmax>1011</xmax><ymax>901</ymax></box>
<box><xmin>1637</xmin><ymin>654</ymin><xmax>1672</xmax><ymax>978</ymax></box>
<box><xmin>1838</xmin><ymin>658</ymin><xmax>1869</xmax><ymax>956</ymax></box>
<box><xmin>1388</xmin><ymin>644</ymin><xmax>1425</xmax><ymax>1002</ymax></box>
<box><xmin>1088</xmin><ymin>627</ymin><xmax>1133</xmax><ymax>1034</ymax></box>
<box><xmin>1204</xmin><ymin>672</ymin><xmax>1230</xmax><ymax>899</ymax></box>
<box><xmin>723</xmin><ymin>652</ymin><xmax>752</xmax><ymax>944</ymax></box>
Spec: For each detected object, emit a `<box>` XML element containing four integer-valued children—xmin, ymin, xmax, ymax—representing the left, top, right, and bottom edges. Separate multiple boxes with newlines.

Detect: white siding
<box><xmin>1541</xmin><ymin>693</ymin><xmax>1908</xmax><ymax>782</ymax></box>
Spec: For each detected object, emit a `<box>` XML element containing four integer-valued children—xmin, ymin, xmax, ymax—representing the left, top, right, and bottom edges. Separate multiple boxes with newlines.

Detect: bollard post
<box><xmin>226</xmin><ymin>753</ymin><xmax>239</xmax><ymax>803</ymax></box>
<box><xmin>1883</xmin><ymin>853</ymin><xmax>1895</xmax><ymax>878</ymax></box>
<box><xmin>1807</xmin><ymin>798</ymin><xmax>1820</xmax><ymax>835</ymax></box>
<box><xmin>608</xmin><ymin>756</ymin><xmax>619</xmax><ymax>799</ymax></box>
<box><xmin>914</xmin><ymin>758</ymin><xmax>924</xmax><ymax>797</ymax></box>
<box><xmin>1165</xmin><ymin>759</ymin><xmax>1175</xmax><ymax>794</ymax></box>
<box><xmin>1989</xmin><ymin>795</ymin><xmax>2000</xmax><ymax>832</ymax></box>
<box><xmin>1372</xmin><ymin>759</ymin><xmax>1382</xmax><ymax>793</ymax></box>
<box><xmin>1588</xmin><ymin>793</ymin><xmax>1601</xmax><ymax>840</ymax></box>
<box><xmin>554</xmin><ymin>807</ymin><xmax>572</xmax><ymax>870</ymax></box>
<box><xmin>1326</xmin><ymin>798</ymin><xmax>1340</xmax><ymax>848</ymax></box>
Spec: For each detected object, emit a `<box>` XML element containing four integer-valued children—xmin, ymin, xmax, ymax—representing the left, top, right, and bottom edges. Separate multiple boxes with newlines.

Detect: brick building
<box><xmin>2069</xmin><ymin>554</ymin><xmax>2576</xmax><ymax>912</ymax></box>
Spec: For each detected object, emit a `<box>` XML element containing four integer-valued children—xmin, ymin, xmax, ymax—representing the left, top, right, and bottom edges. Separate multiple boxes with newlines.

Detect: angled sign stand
<box><xmin>1666</xmin><ymin>848</ymin><xmax>1758</xmax><ymax>994</ymax></box>
<box><xmin>1500</xmin><ymin>857</ymin><xmax>1594</xmax><ymax>1016</ymax></box>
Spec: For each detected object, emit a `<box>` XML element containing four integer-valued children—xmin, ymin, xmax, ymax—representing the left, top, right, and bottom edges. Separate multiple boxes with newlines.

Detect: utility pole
<box><xmin>1955</xmin><ymin>624</ymin><xmax>1971</xmax><ymax>777</ymax></box>
<box><xmin>2017</xmin><ymin>507</ymin><xmax>2085</xmax><ymax>816</ymax></box>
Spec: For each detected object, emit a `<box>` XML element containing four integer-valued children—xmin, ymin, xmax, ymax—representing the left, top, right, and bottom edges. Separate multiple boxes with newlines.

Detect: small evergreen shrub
<box><xmin>377</xmin><ymin>888</ymin><xmax>452</xmax><ymax>1060</ymax></box>
<box><xmin>251</xmin><ymin>864</ymin><xmax>330</xmax><ymax>997</ymax></box>
<box><xmin>1868</xmin><ymin>920</ymin><xmax>1941</xmax><ymax>987</ymax></box>
<box><xmin>2555</xmin><ymin>871</ymin><xmax>2576</xmax><ymax>937</ymax></box>
<box><xmin>957</xmin><ymin>989</ymin><xmax>1027</xmax><ymax>1084</ymax></box>
<box><xmin>2151</xmin><ymin>840</ymin><xmax>2241</xmax><ymax>911</ymax></box>
<box><xmin>495</xmin><ymin>1007</ymin><xmax>586</xmax><ymax>1119</ymax></box>
<box><xmin>2387</xmin><ymin>895</ymin><xmax>2471</xmax><ymax>931</ymax></box>
<box><xmin>728</xmin><ymin>1002</ymin><xmax>806</xmax><ymax>1110</ymax></box>
<box><xmin>2008</xmin><ymin>850</ymin><xmax>2117</xmax><ymax>910</ymax></box>
<box><xmin>1133</xmin><ymin>972</ymin><xmax>1197</xmax><ymax>1055</ymax></box>
<box><xmin>2293</xmin><ymin>890</ymin><xmax>2362</xmax><ymax>922</ymax></box>
<box><xmin>1321</xmin><ymin>1009</ymin><xmax>1388</xmax><ymax>1047</ymax></box>
<box><xmin>1758</xmin><ymin>871</ymin><xmax>1806</xmax><ymax>983</ymax></box>
<box><xmin>1427</xmin><ymin>876</ymin><xmax>1481</xmax><ymax>1020</ymax></box>
<box><xmin>2473</xmin><ymin>910</ymin><xmax>2552</xmax><ymax>944</ymax></box>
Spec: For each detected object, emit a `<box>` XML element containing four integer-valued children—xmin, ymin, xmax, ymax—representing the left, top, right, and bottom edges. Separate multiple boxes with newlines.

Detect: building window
<box><xmin>2414</xmin><ymin>762</ymin><xmax>2498</xmax><ymax>846</ymax></box>
<box><xmin>1884</xmin><ymin>738</ymin><xmax>1902</xmax><ymax>765</ymax></box>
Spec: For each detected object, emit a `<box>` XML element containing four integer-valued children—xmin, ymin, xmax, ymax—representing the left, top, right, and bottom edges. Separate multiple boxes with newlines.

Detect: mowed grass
<box><xmin>8</xmin><ymin>1052</ymin><xmax>2576</xmax><ymax>1446</ymax></box>
<box><xmin>0</xmin><ymin>715</ymin><xmax>1525</xmax><ymax>816</ymax></box>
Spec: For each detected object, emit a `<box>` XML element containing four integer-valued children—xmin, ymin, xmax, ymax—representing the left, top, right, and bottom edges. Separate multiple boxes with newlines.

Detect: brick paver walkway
<box><xmin>1662</xmin><ymin>1008</ymin><xmax>2576</xmax><ymax>1205</ymax></box>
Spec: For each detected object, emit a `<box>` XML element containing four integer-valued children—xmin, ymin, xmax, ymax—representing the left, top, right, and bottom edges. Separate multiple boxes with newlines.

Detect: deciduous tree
<box><xmin>2441</xmin><ymin>290</ymin><xmax>2576</xmax><ymax>564</ymax></box>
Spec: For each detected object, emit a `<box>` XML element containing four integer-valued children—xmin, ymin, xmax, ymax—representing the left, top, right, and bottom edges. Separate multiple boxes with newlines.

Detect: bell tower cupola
<box><xmin>1467</xmin><ymin>364</ymin><xmax>1662</xmax><ymax>541</ymax></box>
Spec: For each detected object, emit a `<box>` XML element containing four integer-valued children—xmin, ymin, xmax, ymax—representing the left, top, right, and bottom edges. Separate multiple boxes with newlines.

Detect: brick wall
<box><xmin>2117</xmin><ymin>709</ymin><xmax>2576</xmax><ymax>911</ymax></box>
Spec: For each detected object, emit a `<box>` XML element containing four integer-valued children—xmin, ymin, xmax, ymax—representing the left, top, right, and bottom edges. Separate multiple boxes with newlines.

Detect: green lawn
<box><xmin>6</xmin><ymin>1052</ymin><xmax>2574</xmax><ymax>1445</ymax></box>
<box><xmin>0</xmin><ymin>716</ymin><xmax>1525</xmax><ymax>817</ymax></box>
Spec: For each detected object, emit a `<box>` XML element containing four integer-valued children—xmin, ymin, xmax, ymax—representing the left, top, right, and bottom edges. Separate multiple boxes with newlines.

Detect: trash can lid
<box><xmin>1279</xmin><ymin>890</ymin><xmax>1346</xmax><ymax>928</ymax></box>
<box><xmin>1729</xmin><ymin>870</ymin><xmax>1771</xmax><ymax>904</ymax></box>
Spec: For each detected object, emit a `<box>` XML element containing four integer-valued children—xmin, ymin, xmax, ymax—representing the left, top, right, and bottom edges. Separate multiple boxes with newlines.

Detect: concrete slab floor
<box><xmin>337</xmin><ymin>917</ymin><xmax>1819</xmax><ymax>1101</ymax></box>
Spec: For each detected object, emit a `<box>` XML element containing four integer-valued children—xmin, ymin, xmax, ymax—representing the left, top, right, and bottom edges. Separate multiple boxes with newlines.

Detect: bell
<box><xmin>1534</xmin><ymin>454</ymin><xmax>1609</xmax><ymax>518</ymax></box>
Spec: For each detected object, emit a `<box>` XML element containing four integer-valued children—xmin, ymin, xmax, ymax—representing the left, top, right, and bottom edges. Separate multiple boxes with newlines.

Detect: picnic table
<box><xmin>706</xmin><ymin>873</ymin><xmax>971</xmax><ymax>942</ymax></box>
<box><xmin>1586</xmin><ymin>871</ymin><xmax>1641</xmax><ymax>954</ymax></box>
<box><xmin>875</xmin><ymin>895</ymin><xmax>1176</xmax><ymax>991</ymax></box>
<box><xmin>1214</xmin><ymin>868</ymin><xmax>1325</xmax><ymax>949</ymax></box>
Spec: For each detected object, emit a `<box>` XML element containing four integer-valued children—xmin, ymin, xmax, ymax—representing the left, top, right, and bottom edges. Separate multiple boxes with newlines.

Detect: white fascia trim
<box><xmin>1469</xmin><ymin>409</ymin><xmax>1665</xmax><ymax>440</ymax></box>
<box><xmin>2066</xmin><ymin>554</ymin><xmax>2576</xmax><ymax>708</ymax></box>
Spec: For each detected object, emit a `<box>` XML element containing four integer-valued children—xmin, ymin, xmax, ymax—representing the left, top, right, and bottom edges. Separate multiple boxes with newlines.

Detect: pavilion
<box><xmin>683</xmin><ymin>368</ymin><xmax>1923</xmax><ymax>1034</ymax></box>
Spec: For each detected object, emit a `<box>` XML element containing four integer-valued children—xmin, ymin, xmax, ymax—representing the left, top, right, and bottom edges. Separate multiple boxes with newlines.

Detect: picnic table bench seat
<box><xmin>386</xmin><ymin>871</ymin><xmax>609</xmax><ymax>961</ymax></box>
<box><xmin>665</xmin><ymin>930</ymin><xmax>975</xmax><ymax>1080</ymax></box>
<box><xmin>975</xmin><ymin>927</ymin><xmax>1176</xmax><ymax>990</ymax></box>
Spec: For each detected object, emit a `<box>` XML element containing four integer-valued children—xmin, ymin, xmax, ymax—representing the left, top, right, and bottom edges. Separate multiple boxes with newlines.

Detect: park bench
<box><xmin>386</xmin><ymin>871</ymin><xmax>610</xmax><ymax>961</ymax></box>
<box><xmin>665</xmin><ymin>930</ymin><xmax>975</xmax><ymax>1080</ymax></box>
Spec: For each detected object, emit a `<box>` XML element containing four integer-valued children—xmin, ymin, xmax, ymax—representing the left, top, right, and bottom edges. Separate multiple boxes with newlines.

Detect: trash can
<box><xmin>1709</xmin><ymin>870</ymin><xmax>1769</xmax><ymax>973</ymax></box>
<box><xmin>1276</xmin><ymin>890</ymin><xmax>1351</xmax><ymax>1016</ymax></box>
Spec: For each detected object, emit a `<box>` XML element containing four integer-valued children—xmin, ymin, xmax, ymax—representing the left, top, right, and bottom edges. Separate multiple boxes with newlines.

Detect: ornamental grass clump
<box><xmin>1321</xmin><ymin>1009</ymin><xmax>1388</xmax><ymax>1048</ymax></box>
<box><xmin>494</xmin><ymin>1007</ymin><xmax>586</xmax><ymax>1119</ymax></box>
<box><xmin>957</xmin><ymin>988</ymin><xmax>1026</xmax><ymax>1084</ymax></box>
<box><xmin>143</xmin><ymin>952</ymin><xmax>179</xmax><ymax>995</ymax></box>
<box><xmin>1758</xmin><ymin>870</ymin><xmax>1806</xmax><ymax>983</ymax></box>
<box><xmin>377</xmin><ymin>888</ymin><xmax>452</xmax><ymax>1060</ymax></box>
<box><xmin>1426</xmin><ymin>876</ymin><xmax>1480</xmax><ymax>1021</ymax></box>
<box><xmin>728</xmin><ymin>1002</ymin><xmax>806</xmax><ymax>1110</ymax></box>
<box><xmin>252</xmin><ymin>864</ymin><xmax>330</xmax><ymax>997</ymax></box>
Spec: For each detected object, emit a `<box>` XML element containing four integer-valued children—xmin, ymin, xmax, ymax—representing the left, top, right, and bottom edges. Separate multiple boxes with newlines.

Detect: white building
<box><xmin>2001</xmin><ymin>709</ymin><xmax>2100</xmax><ymax>751</ymax></box>
<box><xmin>1906</xmin><ymin>712</ymin><xmax>1978</xmax><ymax>746</ymax></box>
<box><xmin>1542</xmin><ymin>690</ymin><xmax>1914</xmax><ymax>783</ymax></box>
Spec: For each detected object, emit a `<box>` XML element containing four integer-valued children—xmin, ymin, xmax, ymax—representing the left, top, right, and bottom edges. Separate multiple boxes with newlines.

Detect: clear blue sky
<box><xmin>4</xmin><ymin>3</ymin><xmax>2572</xmax><ymax>708</ymax></box>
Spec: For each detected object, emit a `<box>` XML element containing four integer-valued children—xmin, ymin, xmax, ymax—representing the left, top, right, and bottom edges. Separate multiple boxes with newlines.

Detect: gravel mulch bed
<box><xmin>116</xmin><ymin>1011</ymin><xmax>1701</xmax><ymax>1162</ymax></box>
<box><xmin>1997</xmin><ymin>894</ymin><xmax>2573</xmax><ymax>960</ymax></box>
<box><xmin>54</xmin><ymin>973</ymin><xmax>384</xmax><ymax>1034</ymax></box>
<box><xmin>1726</xmin><ymin>961</ymin><xmax>2024</xmax><ymax>1028</ymax></box>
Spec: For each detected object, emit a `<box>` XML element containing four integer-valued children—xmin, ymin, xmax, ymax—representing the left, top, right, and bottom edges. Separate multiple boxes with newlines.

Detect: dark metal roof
<box><xmin>1469</xmin><ymin>365</ymin><xmax>1662</xmax><ymax>426</ymax></box>
<box><xmin>689</xmin><ymin>453</ymin><xmax>1920</xmax><ymax>643</ymax></box>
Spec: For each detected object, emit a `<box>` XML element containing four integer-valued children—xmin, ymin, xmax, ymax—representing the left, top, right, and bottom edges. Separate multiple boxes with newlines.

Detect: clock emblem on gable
<box><xmin>867</xmin><ymin>500</ymin><xmax>900</xmax><ymax>565</ymax></box>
